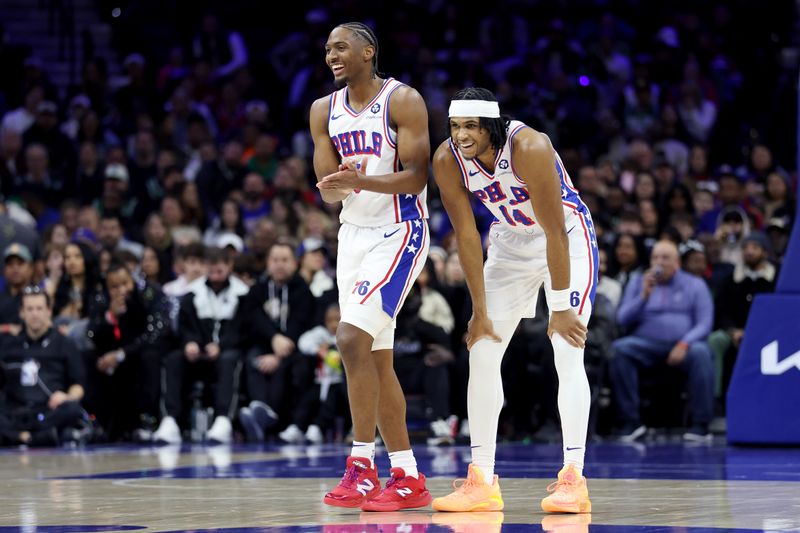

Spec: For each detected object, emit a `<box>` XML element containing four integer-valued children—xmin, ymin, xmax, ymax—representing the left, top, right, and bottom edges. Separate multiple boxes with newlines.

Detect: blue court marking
<box><xmin>47</xmin><ymin>442</ymin><xmax>800</xmax><ymax>482</ymax></box>
<box><xmin>0</xmin><ymin>527</ymin><xmax>145</xmax><ymax>532</ymax></box>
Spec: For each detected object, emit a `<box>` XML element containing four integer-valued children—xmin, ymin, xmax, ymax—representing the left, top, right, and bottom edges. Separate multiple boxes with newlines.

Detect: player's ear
<box><xmin>363</xmin><ymin>44</ymin><xmax>375</xmax><ymax>63</ymax></box>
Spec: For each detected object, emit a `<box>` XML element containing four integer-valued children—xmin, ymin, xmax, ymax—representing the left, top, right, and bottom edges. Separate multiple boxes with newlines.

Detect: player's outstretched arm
<box><xmin>310</xmin><ymin>95</ymin><xmax>350</xmax><ymax>203</ymax></box>
<box><xmin>317</xmin><ymin>86</ymin><xmax>430</xmax><ymax>196</ymax></box>
<box><xmin>432</xmin><ymin>141</ymin><xmax>499</xmax><ymax>348</ymax></box>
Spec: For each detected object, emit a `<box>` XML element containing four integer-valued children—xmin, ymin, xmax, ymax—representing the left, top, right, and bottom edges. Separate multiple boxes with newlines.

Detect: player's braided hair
<box><xmin>450</xmin><ymin>87</ymin><xmax>510</xmax><ymax>152</ymax></box>
<box><xmin>338</xmin><ymin>22</ymin><xmax>383</xmax><ymax>78</ymax></box>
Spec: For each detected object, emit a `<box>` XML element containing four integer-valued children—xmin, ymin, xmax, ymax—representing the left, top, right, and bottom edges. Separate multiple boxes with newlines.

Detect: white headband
<box><xmin>448</xmin><ymin>100</ymin><xmax>500</xmax><ymax>118</ymax></box>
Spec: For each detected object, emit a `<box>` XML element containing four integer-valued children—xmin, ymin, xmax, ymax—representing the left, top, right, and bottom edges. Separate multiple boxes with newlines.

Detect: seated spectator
<box><xmin>85</xmin><ymin>260</ymin><xmax>171</xmax><ymax>441</ymax></box>
<box><xmin>708</xmin><ymin>232</ymin><xmax>776</xmax><ymax>411</ymax></box>
<box><xmin>0</xmin><ymin>243</ymin><xmax>35</xmax><ymax>335</ymax></box>
<box><xmin>163</xmin><ymin>242</ymin><xmax>207</xmax><ymax>298</ymax></box>
<box><xmin>0</xmin><ymin>286</ymin><xmax>86</xmax><ymax>446</ymax></box>
<box><xmin>52</xmin><ymin>242</ymin><xmax>104</xmax><ymax>350</ymax></box>
<box><xmin>610</xmin><ymin>240</ymin><xmax>714</xmax><ymax>442</ymax></box>
<box><xmin>392</xmin><ymin>284</ymin><xmax>456</xmax><ymax>446</ymax></box>
<box><xmin>154</xmin><ymin>247</ymin><xmax>248</xmax><ymax>445</ymax></box>
<box><xmin>259</xmin><ymin>303</ymin><xmax>344</xmax><ymax>444</ymax></box>
<box><xmin>238</xmin><ymin>242</ymin><xmax>314</xmax><ymax>442</ymax></box>
<box><xmin>98</xmin><ymin>212</ymin><xmax>144</xmax><ymax>260</ymax></box>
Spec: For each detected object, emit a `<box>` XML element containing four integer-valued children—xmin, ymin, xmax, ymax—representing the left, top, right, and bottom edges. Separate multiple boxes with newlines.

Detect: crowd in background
<box><xmin>0</xmin><ymin>0</ymin><xmax>796</xmax><ymax>446</ymax></box>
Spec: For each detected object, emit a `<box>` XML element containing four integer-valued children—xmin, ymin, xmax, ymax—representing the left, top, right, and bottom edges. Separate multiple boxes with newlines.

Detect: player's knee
<box><xmin>336</xmin><ymin>323</ymin><xmax>375</xmax><ymax>363</ymax></box>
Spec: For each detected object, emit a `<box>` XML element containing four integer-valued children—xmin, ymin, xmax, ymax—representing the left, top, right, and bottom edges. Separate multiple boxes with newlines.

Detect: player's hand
<box><xmin>466</xmin><ymin>313</ymin><xmax>501</xmax><ymax>350</ymax></box>
<box><xmin>317</xmin><ymin>156</ymin><xmax>367</xmax><ymax>191</ymax></box>
<box><xmin>548</xmin><ymin>309</ymin><xmax>587</xmax><ymax>348</ymax></box>
<box><xmin>667</xmin><ymin>342</ymin><xmax>688</xmax><ymax>366</ymax></box>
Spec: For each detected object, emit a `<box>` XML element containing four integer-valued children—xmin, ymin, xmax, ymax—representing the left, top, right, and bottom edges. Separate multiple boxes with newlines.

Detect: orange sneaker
<box><xmin>540</xmin><ymin>465</ymin><xmax>591</xmax><ymax>514</ymax></box>
<box><xmin>541</xmin><ymin>513</ymin><xmax>592</xmax><ymax>532</ymax></box>
<box><xmin>432</xmin><ymin>464</ymin><xmax>504</xmax><ymax>512</ymax></box>
<box><xmin>432</xmin><ymin>511</ymin><xmax>505</xmax><ymax>532</ymax></box>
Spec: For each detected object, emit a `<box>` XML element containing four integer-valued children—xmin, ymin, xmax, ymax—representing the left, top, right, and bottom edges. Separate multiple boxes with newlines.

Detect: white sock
<box><xmin>468</xmin><ymin>318</ymin><xmax>519</xmax><ymax>485</ymax></box>
<box><xmin>551</xmin><ymin>330</ymin><xmax>590</xmax><ymax>475</ymax></box>
<box><xmin>351</xmin><ymin>440</ymin><xmax>375</xmax><ymax>468</ymax></box>
<box><xmin>388</xmin><ymin>449</ymin><xmax>418</xmax><ymax>478</ymax></box>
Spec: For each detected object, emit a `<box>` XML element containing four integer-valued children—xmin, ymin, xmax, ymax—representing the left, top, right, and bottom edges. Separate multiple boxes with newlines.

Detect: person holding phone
<box><xmin>609</xmin><ymin>240</ymin><xmax>715</xmax><ymax>442</ymax></box>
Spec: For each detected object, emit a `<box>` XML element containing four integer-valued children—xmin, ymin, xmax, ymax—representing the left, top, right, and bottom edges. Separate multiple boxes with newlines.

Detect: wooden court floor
<box><xmin>1</xmin><ymin>440</ymin><xmax>799</xmax><ymax>532</ymax></box>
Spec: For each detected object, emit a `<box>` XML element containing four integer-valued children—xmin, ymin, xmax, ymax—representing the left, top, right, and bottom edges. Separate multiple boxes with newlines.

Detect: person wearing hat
<box><xmin>715</xmin><ymin>205</ymin><xmax>751</xmax><ymax>270</ymax></box>
<box><xmin>0</xmin><ymin>243</ymin><xmax>36</xmax><ymax>334</ymax></box>
<box><xmin>708</xmin><ymin>231</ymin><xmax>777</xmax><ymax>413</ymax></box>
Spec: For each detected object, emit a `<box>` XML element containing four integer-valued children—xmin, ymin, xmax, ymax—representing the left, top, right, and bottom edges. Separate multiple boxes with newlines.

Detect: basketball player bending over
<box><xmin>431</xmin><ymin>88</ymin><xmax>597</xmax><ymax>514</ymax></box>
<box><xmin>309</xmin><ymin>22</ymin><xmax>432</xmax><ymax>512</ymax></box>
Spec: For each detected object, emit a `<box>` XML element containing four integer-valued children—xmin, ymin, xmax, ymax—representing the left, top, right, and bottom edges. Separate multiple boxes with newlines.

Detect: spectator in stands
<box><xmin>0</xmin><ymin>243</ymin><xmax>35</xmax><ymax>335</ymax></box>
<box><xmin>98</xmin><ymin>212</ymin><xmax>144</xmax><ymax>259</ymax></box>
<box><xmin>191</xmin><ymin>13</ymin><xmax>249</xmax><ymax>80</ymax></box>
<box><xmin>392</xmin><ymin>284</ymin><xmax>455</xmax><ymax>446</ymax></box>
<box><xmin>609</xmin><ymin>233</ymin><xmax>647</xmax><ymax>289</ymax></box>
<box><xmin>0</xmin><ymin>128</ymin><xmax>23</xmax><ymax>198</ymax></box>
<box><xmin>288</xmin><ymin>303</ymin><xmax>346</xmax><ymax>444</ymax></box>
<box><xmin>85</xmin><ymin>260</ymin><xmax>171</xmax><ymax>441</ymax></box>
<box><xmin>155</xmin><ymin>247</ymin><xmax>248</xmax><ymax>445</ymax></box>
<box><xmin>0</xmin><ymin>285</ymin><xmax>86</xmax><ymax>446</ymax></box>
<box><xmin>610</xmin><ymin>240</ymin><xmax>714</xmax><ymax>442</ymax></box>
<box><xmin>238</xmin><ymin>242</ymin><xmax>314</xmax><ymax>442</ymax></box>
<box><xmin>52</xmin><ymin>241</ymin><xmax>103</xmax><ymax>350</ymax></box>
<box><xmin>163</xmin><ymin>242</ymin><xmax>206</xmax><ymax>298</ymax></box>
<box><xmin>708</xmin><ymin>232</ymin><xmax>776</xmax><ymax>409</ymax></box>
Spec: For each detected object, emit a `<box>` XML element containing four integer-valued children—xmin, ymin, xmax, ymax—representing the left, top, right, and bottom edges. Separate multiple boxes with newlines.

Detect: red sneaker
<box><xmin>361</xmin><ymin>468</ymin><xmax>432</xmax><ymax>512</ymax></box>
<box><xmin>323</xmin><ymin>456</ymin><xmax>380</xmax><ymax>508</ymax></box>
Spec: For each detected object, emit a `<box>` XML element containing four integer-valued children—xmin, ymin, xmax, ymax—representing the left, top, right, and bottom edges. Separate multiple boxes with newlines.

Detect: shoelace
<box><xmin>451</xmin><ymin>475</ymin><xmax>479</xmax><ymax>493</ymax></box>
<box><xmin>547</xmin><ymin>475</ymin><xmax>578</xmax><ymax>494</ymax></box>
<box><xmin>384</xmin><ymin>473</ymin><xmax>401</xmax><ymax>490</ymax></box>
<box><xmin>340</xmin><ymin>465</ymin><xmax>361</xmax><ymax>488</ymax></box>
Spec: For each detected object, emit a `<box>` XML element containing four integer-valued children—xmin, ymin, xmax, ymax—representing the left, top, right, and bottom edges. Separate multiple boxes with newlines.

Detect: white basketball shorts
<box><xmin>483</xmin><ymin>210</ymin><xmax>599</xmax><ymax>321</ymax></box>
<box><xmin>336</xmin><ymin>219</ymin><xmax>430</xmax><ymax>350</ymax></box>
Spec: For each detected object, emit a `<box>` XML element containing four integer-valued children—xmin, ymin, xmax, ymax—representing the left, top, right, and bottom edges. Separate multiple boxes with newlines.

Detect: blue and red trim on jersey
<box><xmin>448</xmin><ymin>139</ymin><xmax>471</xmax><ymax>189</ymax></box>
<box><xmin>508</xmin><ymin>123</ymin><xmax>529</xmax><ymax>185</ymax></box>
<box><xmin>574</xmin><ymin>210</ymin><xmax>598</xmax><ymax>315</ymax></box>
<box><xmin>383</xmin><ymin>82</ymin><xmax>403</xmax><ymax>149</ymax></box>
<box><xmin>343</xmin><ymin>78</ymin><xmax>393</xmax><ymax>117</ymax></box>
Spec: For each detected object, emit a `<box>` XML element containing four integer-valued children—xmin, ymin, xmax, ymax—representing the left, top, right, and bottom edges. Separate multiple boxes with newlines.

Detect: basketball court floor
<box><xmin>1</xmin><ymin>439</ymin><xmax>799</xmax><ymax>532</ymax></box>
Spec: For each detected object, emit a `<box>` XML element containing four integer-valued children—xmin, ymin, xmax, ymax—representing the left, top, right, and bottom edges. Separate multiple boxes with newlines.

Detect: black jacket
<box><xmin>178</xmin><ymin>276</ymin><xmax>249</xmax><ymax>350</ymax></box>
<box><xmin>0</xmin><ymin>327</ymin><xmax>84</xmax><ymax>407</ymax></box>
<box><xmin>240</xmin><ymin>273</ymin><xmax>315</xmax><ymax>351</ymax></box>
<box><xmin>88</xmin><ymin>280</ymin><xmax>172</xmax><ymax>357</ymax></box>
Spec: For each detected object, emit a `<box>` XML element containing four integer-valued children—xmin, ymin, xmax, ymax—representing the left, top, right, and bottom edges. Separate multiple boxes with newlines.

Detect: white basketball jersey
<box><xmin>448</xmin><ymin>120</ymin><xmax>591</xmax><ymax>235</ymax></box>
<box><xmin>327</xmin><ymin>77</ymin><xmax>428</xmax><ymax>227</ymax></box>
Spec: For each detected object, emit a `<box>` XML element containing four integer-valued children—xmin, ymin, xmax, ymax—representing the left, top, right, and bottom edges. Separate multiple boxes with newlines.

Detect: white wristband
<box><xmin>549</xmin><ymin>288</ymin><xmax>572</xmax><ymax>312</ymax></box>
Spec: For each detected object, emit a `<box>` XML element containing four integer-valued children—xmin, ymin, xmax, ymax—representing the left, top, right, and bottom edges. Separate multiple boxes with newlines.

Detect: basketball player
<box><xmin>309</xmin><ymin>22</ymin><xmax>432</xmax><ymax>511</ymax></box>
<box><xmin>430</xmin><ymin>88</ymin><xmax>597</xmax><ymax>514</ymax></box>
